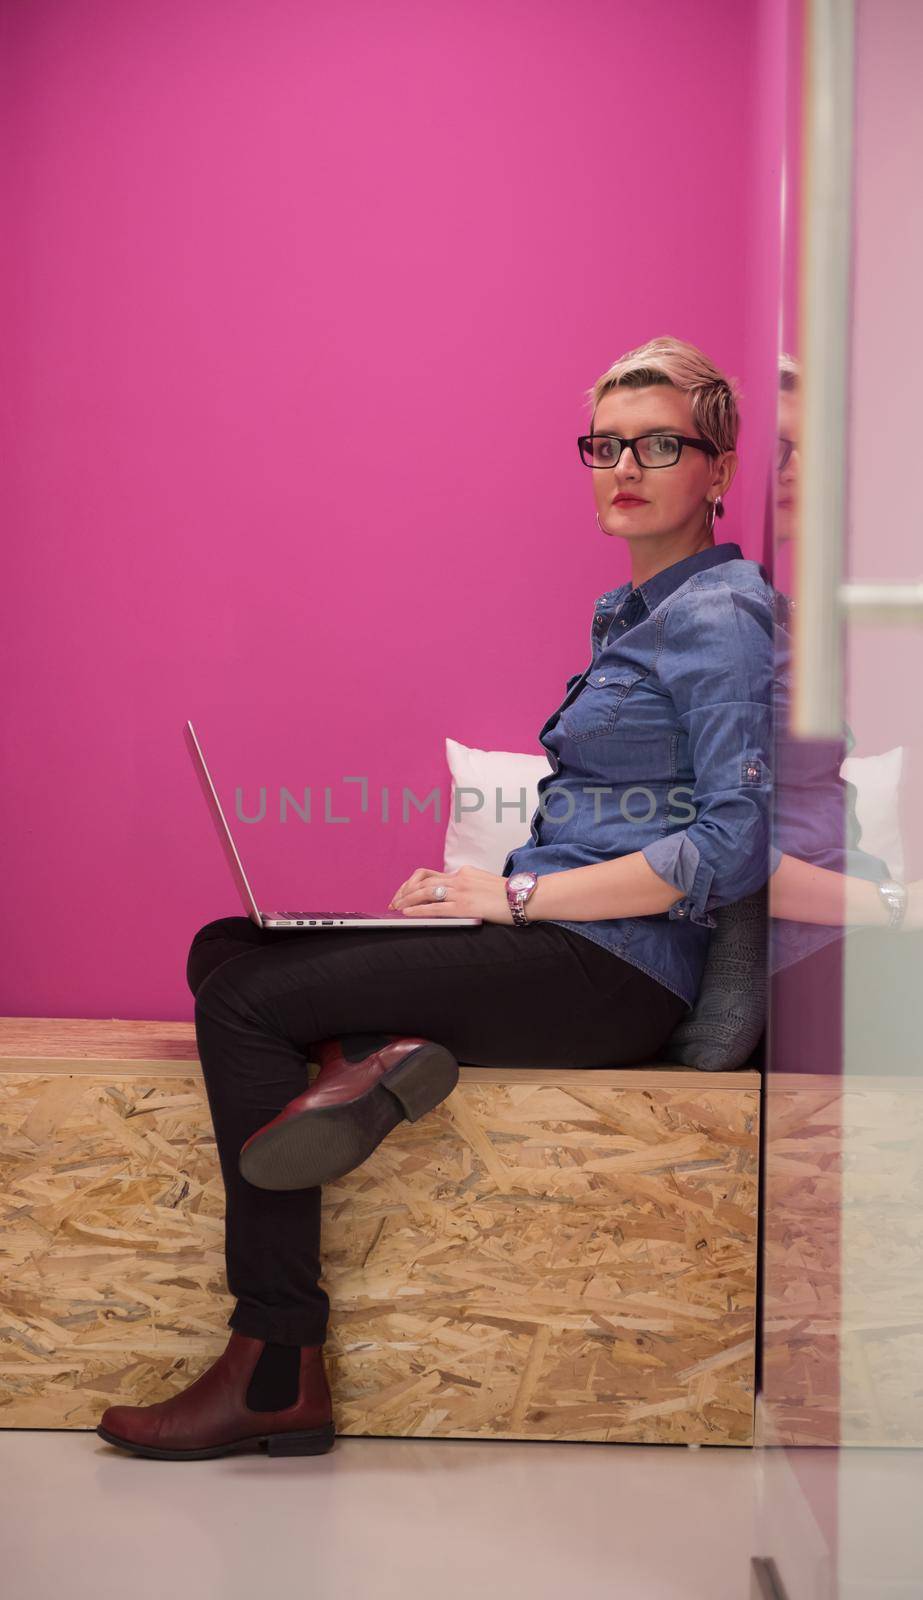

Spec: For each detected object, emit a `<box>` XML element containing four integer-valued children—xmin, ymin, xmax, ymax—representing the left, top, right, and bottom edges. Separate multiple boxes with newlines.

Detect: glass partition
<box><xmin>754</xmin><ymin>2</ymin><xmax>923</xmax><ymax>1595</ymax></box>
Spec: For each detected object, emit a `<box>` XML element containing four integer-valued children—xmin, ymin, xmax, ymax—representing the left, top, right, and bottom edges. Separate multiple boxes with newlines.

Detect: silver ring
<box><xmin>432</xmin><ymin>884</ymin><xmax>448</xmax><ymax>901</ymax></box>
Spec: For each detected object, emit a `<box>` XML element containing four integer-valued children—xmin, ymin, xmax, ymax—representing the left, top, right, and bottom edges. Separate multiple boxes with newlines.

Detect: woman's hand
<box><xmin>388</xmin><ymin>865</ymin><xmax>514</xmax><ymax>924</ymax></box>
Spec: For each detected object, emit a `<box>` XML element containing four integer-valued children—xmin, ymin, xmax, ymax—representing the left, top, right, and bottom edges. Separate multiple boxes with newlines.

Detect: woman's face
<box><xmin>775</xmin><ymin>388</ymin><xmax>801</xmax><ymax>545</ymax></box>
<box><xmin>590</xmin><ymin>384</ymin><xmax>736</xmax><ymax>547</ymax></box>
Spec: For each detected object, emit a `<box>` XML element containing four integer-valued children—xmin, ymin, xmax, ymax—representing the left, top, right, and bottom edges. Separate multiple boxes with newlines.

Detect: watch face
<box><xmin>508</xmin><ymin>871</ymin><xmax>537</xmax><ymax>893</ymax></box>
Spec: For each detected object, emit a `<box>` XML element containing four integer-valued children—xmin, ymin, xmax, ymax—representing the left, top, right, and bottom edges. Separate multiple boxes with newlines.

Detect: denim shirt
<box><xmin>501</xmin><ymin>542</ymin><xmax>776</xmax><ymax>1009</ymax></box>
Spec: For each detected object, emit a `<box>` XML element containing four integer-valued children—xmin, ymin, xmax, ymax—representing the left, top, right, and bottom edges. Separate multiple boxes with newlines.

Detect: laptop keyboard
<box><xmin>276</xmin><ymin>911</ymin><xmax>372</xmax><ymax>920</ymax></box>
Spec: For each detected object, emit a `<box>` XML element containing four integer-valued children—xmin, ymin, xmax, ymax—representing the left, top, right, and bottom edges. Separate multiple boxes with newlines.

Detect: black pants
<box><xmin>186</xmin><ymin>916</ymin><xmax>689</xmax><ymax>1346</ymax></box>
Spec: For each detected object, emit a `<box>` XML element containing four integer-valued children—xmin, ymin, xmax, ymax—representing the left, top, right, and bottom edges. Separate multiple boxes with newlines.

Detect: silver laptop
<box><xmin>184</xmin><ymin>720</ymin><xmax>481</xmax><ymax>930</ymax></box>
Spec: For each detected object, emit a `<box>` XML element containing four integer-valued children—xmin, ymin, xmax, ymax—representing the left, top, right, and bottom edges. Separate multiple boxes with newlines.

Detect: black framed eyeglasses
<box><xmin>577</xmin><ymin>432</ymin><xmax>719</xmax><ymax>469</ymax></box>
<box><xmin>777</xmin><ymin>436</ymin><xmax>796</xmax><ymax>472</ymax></box>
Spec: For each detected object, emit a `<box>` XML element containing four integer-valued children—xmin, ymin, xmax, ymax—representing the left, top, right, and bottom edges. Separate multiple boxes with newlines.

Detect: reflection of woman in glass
<box><xmin>765</xmin><ymin>353</ymin><xmax>922</xmax><ymax>1072</ymax></box>
<box><xmin>774</xmin><ymin>354</ymin><xmax>801</xmax><ymax>557</ymax></box>
<box><xmin>97</xmin><ymin>335</ymin><xmax>783</xmax><ymax>1461</ymax></box>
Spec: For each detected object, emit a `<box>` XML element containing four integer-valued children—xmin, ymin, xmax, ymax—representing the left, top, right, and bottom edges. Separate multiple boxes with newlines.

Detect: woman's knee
<box><xmin>186</xmin><ymin>917</ymin><xmax>258</xmax><ymax>998</ymax></box>
<box><xmin>189</xmin><ymin>915</ymin><xmax>256</xmax><ymax>948</ymax></box>
<box><xmin>192</xmin><ymin>944</ymin><xmax>279</xmax><ymax>1022</ymax></box>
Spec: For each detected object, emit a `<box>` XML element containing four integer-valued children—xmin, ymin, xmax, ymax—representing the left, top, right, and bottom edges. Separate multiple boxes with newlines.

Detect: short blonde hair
<box><xmin>779</xmin><ymin>351</ymin><xmax>800</xmax><ymax>392</ymax></box>
<box><xmin>586</xmin><ymin>336</ymin><xmax>741</xmax><ymax>518</ymax></box>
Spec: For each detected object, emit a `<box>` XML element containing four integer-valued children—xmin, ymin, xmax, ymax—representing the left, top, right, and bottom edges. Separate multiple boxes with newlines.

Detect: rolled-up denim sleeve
<box><xmin>640</xmin><ymin>584</ymin><xmax>775</xmax><ymax>928</ymax></box>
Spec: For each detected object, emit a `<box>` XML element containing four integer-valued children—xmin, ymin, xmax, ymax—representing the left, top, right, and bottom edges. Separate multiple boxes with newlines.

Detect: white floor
<box><xmin>3</xmin><ymin>1432</ymin><xmax>758</xmax><ymax>1600</ymax></box>
<box><xmin>6</xmin><ymin>1431</ymin><xmax>923</xmax><ymax>1598</ymax></box>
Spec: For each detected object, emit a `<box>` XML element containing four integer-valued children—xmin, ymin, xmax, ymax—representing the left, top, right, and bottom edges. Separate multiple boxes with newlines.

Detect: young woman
<box><xmin>97</xmin><ymin>335</ymin><xmax>777</xmax><ymax>1460</ymax></box>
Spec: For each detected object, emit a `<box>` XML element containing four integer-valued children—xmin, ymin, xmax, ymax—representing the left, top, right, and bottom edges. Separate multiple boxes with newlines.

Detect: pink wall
<box><xmin>2</xmin><ymin>0</ymin><xmax>786</xmax><ymax>1019</ymax></box>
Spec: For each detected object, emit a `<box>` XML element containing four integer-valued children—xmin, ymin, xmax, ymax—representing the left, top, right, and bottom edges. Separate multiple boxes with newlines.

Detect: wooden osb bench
<box><xmin>0</xmin><ymin>1018</ymin><xmax>760</xmax><ymax>1446</ymax></box>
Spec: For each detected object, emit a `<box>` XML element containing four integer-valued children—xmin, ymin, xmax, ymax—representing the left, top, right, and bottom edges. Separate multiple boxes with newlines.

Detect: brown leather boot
<box><xmin>96</xmin><ymin>1331</ymin><xmax>335</xmax><ymax>1460</ymax></box>
<box><xmin>239</xmin><ymin>1033</ymin><xmax>459</xmax><ymax>1191</ymax></box>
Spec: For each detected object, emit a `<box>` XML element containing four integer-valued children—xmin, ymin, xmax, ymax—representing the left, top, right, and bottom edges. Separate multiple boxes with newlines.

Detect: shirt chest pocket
<box><xmin>560</xmin><ymin>666</ymin><xmax>649</xmax><ymax>742</ymax></box>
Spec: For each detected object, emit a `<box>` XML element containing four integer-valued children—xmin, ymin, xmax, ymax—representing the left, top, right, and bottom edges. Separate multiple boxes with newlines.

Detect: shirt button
<box><xmin>598</xmin><ymin>675</ymin><xmax>606</xmax><ymax>683</ymax></box>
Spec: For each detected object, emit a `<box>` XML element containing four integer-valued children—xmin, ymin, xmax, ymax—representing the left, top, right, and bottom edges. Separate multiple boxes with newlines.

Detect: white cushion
<box><xmin>442</xmin><ymin>737</ymin><xmax>551</xmax><ymax>874</ymax></box>
<box><xmin>840</xmin><ymin>745</ymin><xmax>904</xmax><ymax>880</ymax></box>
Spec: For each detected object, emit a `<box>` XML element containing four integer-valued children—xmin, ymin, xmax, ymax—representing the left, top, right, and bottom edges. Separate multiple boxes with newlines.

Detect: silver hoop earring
<box><xmin>596</xmin><ymin>511</ymin><xmax>605</xmax><ymax>533</ymax></box>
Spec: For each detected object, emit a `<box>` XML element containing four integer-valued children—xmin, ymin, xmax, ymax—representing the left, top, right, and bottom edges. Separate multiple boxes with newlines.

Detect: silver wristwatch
<box><xmin>876</xmin><ymin>877</ymin><xmax>908</xmax><ymax>930</ymax></box>
<box><xmin>506</xmin><ymin>870</ymin><xmax>539</xmax><ymax>927</ymax></box>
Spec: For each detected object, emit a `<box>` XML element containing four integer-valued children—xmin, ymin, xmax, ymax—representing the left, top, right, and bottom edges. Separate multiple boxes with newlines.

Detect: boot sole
<box><xmin>238</xmin><ymin>1042</ymin><xmax>460</xmax><ymax>1190</ymax></box>
<box><xmin>95</xmin><ymin>1420</ymin><xmax>336</xmax><ymax>1460</ymax></box>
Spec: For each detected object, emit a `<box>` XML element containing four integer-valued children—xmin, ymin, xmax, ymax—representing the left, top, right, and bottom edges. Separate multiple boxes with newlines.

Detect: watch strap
<box><xmin>877</xmin><ymin>878</ymin><xmax>907</xmax><ymax>930</ymax></box>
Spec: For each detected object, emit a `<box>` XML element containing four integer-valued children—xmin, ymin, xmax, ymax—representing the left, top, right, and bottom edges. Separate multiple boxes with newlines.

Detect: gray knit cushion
<box><xmin>657</xmin><ymin>886</ymin><xmax>768</xmax><ymax>1070</ymax></box>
